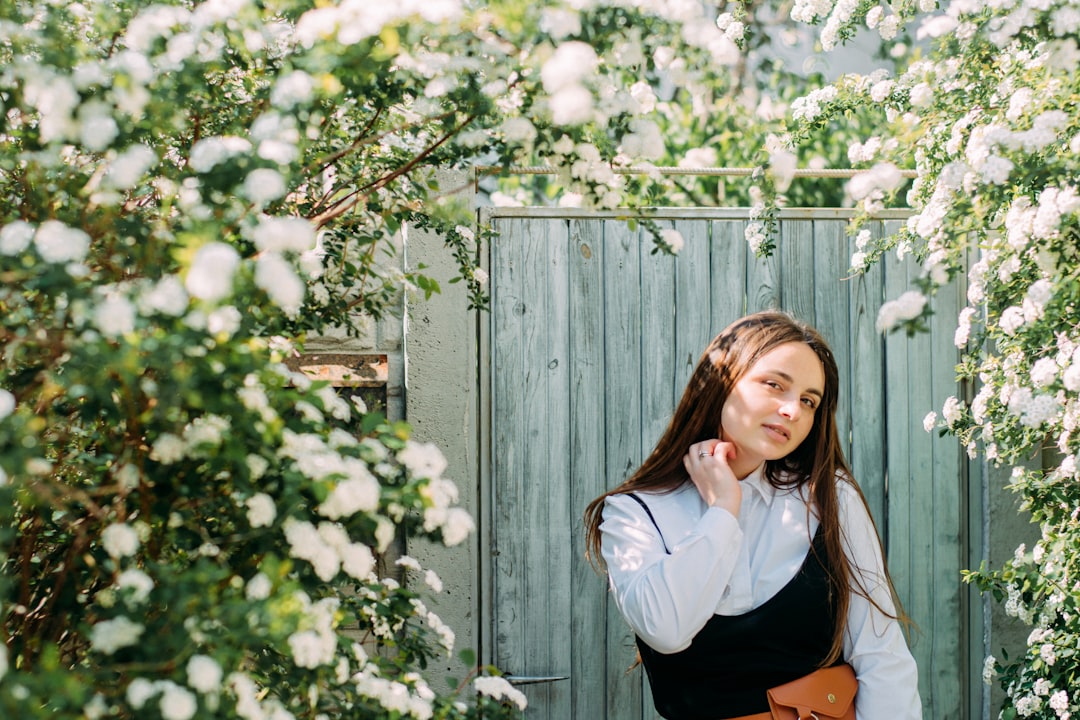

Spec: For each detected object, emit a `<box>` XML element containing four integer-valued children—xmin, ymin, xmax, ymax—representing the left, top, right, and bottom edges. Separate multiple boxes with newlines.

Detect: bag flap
<box><xmin>766</xmin><ymin>664</ymin><xmax>857</xmax><ymax>717</ymax></box>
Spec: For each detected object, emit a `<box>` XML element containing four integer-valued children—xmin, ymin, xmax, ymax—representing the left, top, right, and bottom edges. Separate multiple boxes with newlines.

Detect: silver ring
<box><xmin>698</xmin><ymin>451</ymin><xmax>711</xmax><ymax>458</ymax></box>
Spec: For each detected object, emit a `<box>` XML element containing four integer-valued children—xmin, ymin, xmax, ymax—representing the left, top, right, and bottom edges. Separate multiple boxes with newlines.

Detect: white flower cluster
<box><xmin>280</xmin><ymin>431</ymin><xmax>380</xmax><ymax>522</ymax></box>
<box><xmin>287</xmin><ymin>594</ymin><xmax>340</xmax><ymax>669</ymax></box>
<box><xmin>410</xmin><ymin>598</ymin><xmax>455</xmax><ymax>654</ymax></box>
<box><xmin>847</xmin><ymin>162</ymin><xmax>904</xmax><ymax>213</ymax></box>
<box><xmin>354</xmin><ymin>669</ymin><xmax>437</xmax><ymax>719</ymax></box>
<box><xmin>283</xmin><ymin>518</ymin><xmax>375</xmax><ymax>582</ymax></box>
<box><xmin>474</xmin><ymin>676</ymin><xmax>528</xmax><ymax>711</ymax></box>
<box><xmin>1004</xmin><ymin>385</ymin><xmax>1060</xmax><ymax>430</ymax></box>
<box><xmin>102</xmin><ymin>522</ymin><xmax>141</xmax><ymax>558</ymax></box>
<box><xmin>228</xmin><ymin>671</ymin><xmax>296</xmax><ymax>720</ymax></box>
<box><xmin>659</xmin><ymin>229</ymin><xmax>684</xmax><ymax>254</ymax></box>
<box><xmin>90</xmin><ymin>615</ymin><xmax>145</xmax><ymax>654</ymax></box>
<box><xmin>542</xmin><ymin>41</ymin><xmax>599</xmax><ymax>126</ymax></box>
<box><xmin>744</xmin><ymin>222</ymin><xmax>768</xmax><ymax>255</ymax></box>
<box><xmin>556</xmin><ymin>140</ymin><xmax>627</xmax><ymax>210</ymax></box>
<box><xmin>293</xmin><ymin>0</ymin><xmax>464</xmax><ymax>49</ymax></box>
<box><xmin>0</xmin><ymin>219</ymin><xmax>90</xmax><ymax>265</ymax></box>
<box><xmin>116</xmin><ymin>568</ymin><xmax>155</xmax><ymax>605</ymax></box>
<box><xmin>128</xmin><ymin>677</ymin><xmax>198</xmax><ymax>720</ymax></box>
<box><xmin>875</xmin><ymin>290</ymin><xmax>927</xmax><ymax>333</ymax></box>
<box><xmin>790</xmin><ymin>86</ymin><xmax>838</xmax><ymax>122</ymax></box>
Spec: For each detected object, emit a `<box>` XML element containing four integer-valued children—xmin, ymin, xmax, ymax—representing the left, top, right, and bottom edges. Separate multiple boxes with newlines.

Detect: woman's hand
<box><xmin>684</xmin><ymin>441</ymin><xmax>742</xmax><ymax>517</ymax></box>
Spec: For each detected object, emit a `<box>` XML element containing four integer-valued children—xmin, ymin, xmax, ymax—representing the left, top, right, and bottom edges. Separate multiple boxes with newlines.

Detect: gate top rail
<box><xmin>473</xmin><ymin>165</ymin><xmax>918</xmax><ymax>179</ymax></box>
<box><xmin>479</xmin><ymin>206</ymin><xmax>914</xmax><ymax>222</ymax></box>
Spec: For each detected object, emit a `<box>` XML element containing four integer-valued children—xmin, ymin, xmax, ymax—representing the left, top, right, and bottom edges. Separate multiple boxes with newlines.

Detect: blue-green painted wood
<box><xmin>567</xmin><ymin>219</ymin><xmax>610</xmax><ymax>720</ymax></box>
<box><xmin>488</xmin><ymin>212</ymin><xmax>972</xmax><ymax>720</ymax></box>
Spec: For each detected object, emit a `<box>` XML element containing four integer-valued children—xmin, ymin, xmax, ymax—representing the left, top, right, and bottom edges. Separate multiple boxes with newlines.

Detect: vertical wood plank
<box><xmin>674</xmin><ymin>219</ymin><xmax>713</xmax><ymax>396</ymax></box>
<box><xmin>638</xmin><ymin>227</ymin><xmax>674</xmax><ymax>720</ymax></box>
<box><xmin>602</xmin><ymin>219</ymin><xmax>645</xmax><ymax>720</ymax></box>
<box><xmin>810</xmin><ymin>219</ymin><xmax>853</xmax><ymax>464</ymax></box>
<box><xmin>710</xmin><ymin>220</ymin><xmax>748</xmax><ymax>336</ymax></box>
<box><xmin>883</xmin><ymin>222</ymin><xmax>934</xmax><ymax>719</ymax></box>
<box><xmin>542</xmin><ymin>220</ymin><xmax>573</xmax><ymax>718</ymax></box>
<box><xmin>747</xmin><ymin>222</ymin><xmax>781</xmax><ymax>312</ymax></box>
<box><xmin>847</xmin><ymin>222</ymin><xmax>887</xmax><ymax>530</ymax></box>
<box><xmin>928</xmin><ymin>252</ymin><xmax>964</xmax><ymax>719</ymax></box>
<box><xmin>779</xmin><ymin>218</ymin><xmax>815</xmax><ymax>321</ymax></box>
<box><xmin>518</xmin><ymin>216</ymin><xmax>553</xmax><ymax>716</ymax></box>
<box><xmin>568</xmin><ymin>219</ymin><xmax>608</xmax><ymax>720</ymax></box>
<box><xmin>640</xmin><ymin>225</ymin><xmax>676</xmax><ymax>455</ymax></box>
<box><xmin>491</xmin><ymin>217</ymin><xmax>527</xmax><ymax>689</ymax></box>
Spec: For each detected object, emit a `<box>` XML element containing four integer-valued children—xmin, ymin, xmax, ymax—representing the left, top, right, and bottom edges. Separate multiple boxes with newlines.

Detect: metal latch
<box><xmin>505</xmin><ymin>675</ymin><xmax>569</xmax><ymax>686</ymax></box>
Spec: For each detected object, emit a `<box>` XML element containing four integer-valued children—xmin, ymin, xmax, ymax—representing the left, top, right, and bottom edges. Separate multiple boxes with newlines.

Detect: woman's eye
<box><xmin>764</xmin><ymin>380</ymin><xmax>781</xmax><ymax>390</ymax></box>
<box><xmin>802</xmin><ymin>398</ymin><xmax>817</xmax><ymax>409</ymax></box>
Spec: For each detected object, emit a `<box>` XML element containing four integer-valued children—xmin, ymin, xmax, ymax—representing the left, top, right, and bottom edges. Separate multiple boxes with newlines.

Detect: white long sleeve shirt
<box><xmin>600</xmin><ymin>465</ymin><xmax>922</xmax><ymax>719</ymax></box>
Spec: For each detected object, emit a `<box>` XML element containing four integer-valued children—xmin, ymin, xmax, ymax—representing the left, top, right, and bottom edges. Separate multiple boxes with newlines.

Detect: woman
<box><xmin>583</xmin><ymin>311</ymin><xmax>921</xmax><ymax>719</ymax></box>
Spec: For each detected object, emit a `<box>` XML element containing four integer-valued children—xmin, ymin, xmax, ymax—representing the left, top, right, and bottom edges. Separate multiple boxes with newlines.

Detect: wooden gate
<box><xmin>479</xmin><ymin>207</ymin><xmax>982</xmax><ymax>719</ymax></box>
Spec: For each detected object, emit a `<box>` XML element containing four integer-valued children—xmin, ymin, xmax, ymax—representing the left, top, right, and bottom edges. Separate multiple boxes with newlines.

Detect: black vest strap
<box><xmin>637</xmin><ymin>527</ymin><xmax>838</xmax><ymax>720</ymax></box>
<box><xmin>627</xmin><ymin>492</ymin><xmax>671</xmax><ymax>554</ymax></box>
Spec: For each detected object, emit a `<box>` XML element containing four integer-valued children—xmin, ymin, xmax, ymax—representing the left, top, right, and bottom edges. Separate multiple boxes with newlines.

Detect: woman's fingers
<box><xmin>685</xmin><ymin>440</ymin><xmax>741</xmax><ymax>515</ymax></box>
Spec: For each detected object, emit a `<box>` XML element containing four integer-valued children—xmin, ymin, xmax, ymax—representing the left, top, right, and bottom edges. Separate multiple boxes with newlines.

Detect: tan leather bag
<box><xmin>765</xmin><ymin>664</ymin><xmax>857</xmax><ymax>720</ymax></box>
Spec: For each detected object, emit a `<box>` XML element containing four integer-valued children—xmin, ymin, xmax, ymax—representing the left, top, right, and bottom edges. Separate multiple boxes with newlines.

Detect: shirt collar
<box><xmin>740</xmin><ymin>463</ymin><xmax>775</xmax><ymax>507</ymax></box>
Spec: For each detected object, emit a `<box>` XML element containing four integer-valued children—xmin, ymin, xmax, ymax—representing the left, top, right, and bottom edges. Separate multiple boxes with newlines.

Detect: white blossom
<box><xmin>245</xmin><ymin>493</ymin><xmax>277</xmax><ymax>528</ymax></box>
<box><xmin>243</xmin><ymin>168</ymin><xmax>288</xmax><ymax>205</ymax></box>
<box><xmin>150</xmin><ymin>433</ymin><xmax>186</xmax><ymax>464</ymax></box>
<box><xmin>127</xmin><ymin>678</ymin><xmax>157</xmax><ymax>709</ymax></box>
<box><xmin>186</xmin><ymin>654</ymin><xmax>224</xmax><ymax>694</ymax></box>
<box><xmin>245</xmin><ymin>573</ymin><xmax>272</xmax><ymax>601</ymax></box>
<box><xmin>876</xmin><ymin>291</ymin><xmax>927</xmax><ymax>332</ymax></box>
<box><xmin>923</xmin><ymin>411</ymin><xmax>937</xmax><ymax>433</ymax></box>
<box><xmin>255</xmin><ymin>253</ymin><xmax>305</xmax><ymax>317</ymax></box>
<box><xmin>271</xmin><ymin>70</ymin><xmax>314</xmax><ymax>109</ymax></box>
<box><xmin>189</xmin><ymin>136</ymin><xmax>252</xmax><ymax>173</ymax></box>
<box><xmin>116</xmin><ymin>568</ymin><xmax>154</xmax><ymax>604</ymax></box>
<box><xmin>107</xmin><ymin>144</ymin><xmax>158</xmax><ymax>189</ymax></box>
<box><xmin>185</xmin><ymin>243</ymin><xmax>240</xmax><ymax>303</ymax></box>
<box><xmin>0</xmin><ymin>389</ymin><xmax>15</xmax><ymax>421</ymax></box>
<box><xmin>34</xmin><ymin>220</ymin><xmax>91</xmax><ymax>264</ymax></box>
<box><xmin>474</xmin><ymin>676</ymin><xmax>527</xmax><ymax>711</ymax></box>
<box><xmin>0</xmin><ymin>221</ymin><xmax>36</xmax><ymax>255</ymax></box>
<box><xmin>90</xmin><ymin>615</ymin><xmax>145</xmax><ymax>654</ymax></box>
<box><xmin>159</xmin><ymin>681</ymin><xmax>197</xmax><ymax>720</ymax></box>
<box><xmin>102</xmin><ymin>523</ymin><xmax>140</xmax><ymax>558</ymax></box>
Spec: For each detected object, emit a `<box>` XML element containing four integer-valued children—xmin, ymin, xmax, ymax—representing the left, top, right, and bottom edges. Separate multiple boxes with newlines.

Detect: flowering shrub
<box><xmin>0</xmin><ymin>0</ymin><xmax>720</xmax><ymax>718</ymax></box>
<box><xmin>781</xmin><ymin>0</ymin><xmax>1080</xmax><ymax>717</ymax></box>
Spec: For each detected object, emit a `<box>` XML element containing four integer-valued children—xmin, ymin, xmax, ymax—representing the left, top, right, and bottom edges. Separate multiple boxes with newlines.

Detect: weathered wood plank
<box><xmin>883</xmin><ymin>223</ymin><xmax>935</xmax><ymax>718</ymax></box>
<box><xmin>542</xmin><ymin>220</ymin><xmax>573</xmax><ymax>717</ymax></box>
<box><xmin>847</xmin><ymin>222</ymin><xmax>887</xmax><ymax>530</ymax></box>
<box><xmin>779</xmin><ymin>218</ymin><xmax>815</xmax><ymax>321</ymax></box>
<box><xmin>491</xmin><ymin>217</ymin><xmax>528</xmax><ymax>684</ymax></box>
<box><xmin>518</xmin><ymin>215</ymin><xmax>554</xmax><ymax>716</ymax></box>
<box><xmin>568</xmin><ymin>220</ymin><xmax>609</xmax><ymax>720</ymax></box>
<box><xmin>710</xmin><ymin>220</ymin><xmax>747</xmax><ymax>333</ymax></box>
<box><xmin>674</xmin><ymin>219</ymin><xmax>713</xmax><ymax>396</ymax></box>
<box><xmin>747</xmin><ymin>222</ymin><xmax>781</xmax><ymax>312</ymax></box>
<box><xmin>928</xmin><ymin>250</ymin><xmax>964</xmax><ymax>719</ymax></box>
<box><xmin>602</xmin><ymin>219</ymin><xmax>645</xmax><ymax>719</ymax></box>
<box><xmin>640</xmin><ymin>224</ymin><xmax>677</xmax><ymax>455</ymax></box>
<box><xmin>810</xmin><ymin>220</ymin><xmax>853</xmax><ymax>463</ymax></box>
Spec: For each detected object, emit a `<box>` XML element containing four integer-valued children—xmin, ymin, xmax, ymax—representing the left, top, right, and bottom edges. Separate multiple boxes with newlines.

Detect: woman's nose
<box><xmin>779</xmin><ymin>398</ymin><xmax>801</xmax><ymax>420</ymax></box>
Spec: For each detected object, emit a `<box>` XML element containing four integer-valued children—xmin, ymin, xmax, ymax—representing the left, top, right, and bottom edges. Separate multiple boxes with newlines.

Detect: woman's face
<box><xmin>719</xmin><ymin>341</ymin><xmax>825</xmax><ymax>479</ymax></box>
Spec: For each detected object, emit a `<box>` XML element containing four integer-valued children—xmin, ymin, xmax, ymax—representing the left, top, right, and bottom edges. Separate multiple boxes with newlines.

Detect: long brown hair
<box><xmin>583</xmin><ymin>310</ymin><xmax>910</xmax><ymax>665</ymax></box>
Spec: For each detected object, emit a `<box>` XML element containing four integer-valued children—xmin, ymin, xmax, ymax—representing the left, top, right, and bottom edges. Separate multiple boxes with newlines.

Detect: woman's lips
<box><xmin>763</xmin><ymin>423</ymin><xmax>790</xmax><ymax>441</ymax></box>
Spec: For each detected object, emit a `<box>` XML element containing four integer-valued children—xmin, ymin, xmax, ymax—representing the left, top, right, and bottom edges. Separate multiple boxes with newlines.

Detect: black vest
<box><xmin>635</xmin><ymin>508</ymin><xmax>839</xmax><ymax>720</ymax></box>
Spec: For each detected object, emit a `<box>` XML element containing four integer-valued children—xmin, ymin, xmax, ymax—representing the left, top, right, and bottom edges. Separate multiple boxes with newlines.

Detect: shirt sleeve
<box><xmin>837</xmin><ymin>481</ymin><xmax>923</xmax><ymax>720</ymax></box>
<box><xmin>599</xmin><ymin>492</ymin><xmax>743</xmax><ymax>654</ymax></box>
